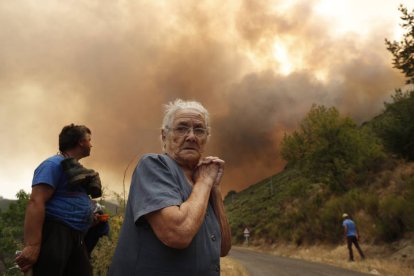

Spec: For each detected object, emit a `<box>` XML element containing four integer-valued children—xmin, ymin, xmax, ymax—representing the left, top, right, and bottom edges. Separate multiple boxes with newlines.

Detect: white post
<box><xmin>243</xmin><ymin>228</ymin><xmax>250</xmax><ymax>246</ymax></box>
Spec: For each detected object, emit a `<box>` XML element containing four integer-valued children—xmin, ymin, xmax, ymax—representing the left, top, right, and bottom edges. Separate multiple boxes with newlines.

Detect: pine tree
<box><xmin>385</xmin><ymin>5</ymin><xmax>414</xmax><ymax>85</ymax></box>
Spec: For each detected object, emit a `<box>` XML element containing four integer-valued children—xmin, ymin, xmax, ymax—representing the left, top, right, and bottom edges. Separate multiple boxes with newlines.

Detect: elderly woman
<box><xmin>109</xmin><ymin>99</ymin><xmax>232</xmax><ymax>275</ymax></box>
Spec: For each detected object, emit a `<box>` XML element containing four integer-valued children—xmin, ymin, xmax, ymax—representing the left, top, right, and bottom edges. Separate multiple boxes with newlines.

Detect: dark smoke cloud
<box><xmin>0</xmin><ymin>0</ymin><xmax>406</xmax><ymax>198</ymax></box>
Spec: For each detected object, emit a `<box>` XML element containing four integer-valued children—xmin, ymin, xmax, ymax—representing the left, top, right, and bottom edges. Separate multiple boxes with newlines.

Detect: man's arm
<box><xmin>343</xmin><ymin>224</ymin><xmax>348</xmax><ymax>241</ymax></box>
<box><xmin>211</xmin><ymin>186</ymin><xmax>232</xmax><ymax>256</ymax></box>
<box><xmin>15</xmin><ymin>184</ymin><xmax>54</xmax><ymax>272</ymax></box>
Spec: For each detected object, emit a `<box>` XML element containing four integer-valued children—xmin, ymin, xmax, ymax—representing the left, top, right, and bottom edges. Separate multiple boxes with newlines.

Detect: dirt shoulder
<box><xmin>236</xmin><ymin>238</ymin><xmax>414</xmax><ymax>276</ymax></box>
<box><xmin>221</xmin><ymin>256</ymin><xmax>249</xmax><ymax>276</ymax></box>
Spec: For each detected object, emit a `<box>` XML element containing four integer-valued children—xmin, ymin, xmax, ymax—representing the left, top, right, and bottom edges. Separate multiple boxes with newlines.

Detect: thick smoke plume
<box><xmin>0</xmin><ymin>0</ymin><xmax>407</xmax><ymax>198</ymax></box>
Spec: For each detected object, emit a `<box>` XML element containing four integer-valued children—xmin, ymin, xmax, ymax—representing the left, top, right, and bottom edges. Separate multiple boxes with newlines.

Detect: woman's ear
<box><xmin>161</xmin><ymin>129</ymin><xmax>166</xmax><ymax>142</ymax></box>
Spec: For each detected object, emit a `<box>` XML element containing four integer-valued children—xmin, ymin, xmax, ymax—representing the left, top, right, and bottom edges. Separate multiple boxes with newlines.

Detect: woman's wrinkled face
<box><xmin>163</xmin><ymin>109</ymin><xmax>208</xmax><ymax>167</ymax></box>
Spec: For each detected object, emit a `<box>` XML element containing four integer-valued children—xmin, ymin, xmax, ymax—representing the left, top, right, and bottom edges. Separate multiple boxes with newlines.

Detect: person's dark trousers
<box><xmin>85</xmin><ymin>221</ymin><xmax>110</xmax><ymax>257</ymax></box>
<box><xmin>33</xmin><ymin>220</ymin><xmax>92</xmax><ymax>276</ymax></box>
<box><xmin>347</xmin><ymin>236</ymin><xmax>365</xmax><ymax>261</ymax></box>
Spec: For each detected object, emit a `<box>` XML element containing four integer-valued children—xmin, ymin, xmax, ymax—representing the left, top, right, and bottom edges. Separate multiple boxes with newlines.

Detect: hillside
<box><xmin>0</xmin><ymin>197</ymin><xmax>14</xmax><ymax>211</ymax></box>
<box><xmin>225</xmin><ymin>159</ymin><xmax>414</xmax><ymax>244</ymax></box>
<box><xmin>223</xmin><ymin>158</ymin><xmax>414</xmax><ymax>276</ymax></box>
<box><xmin>225</xmin><ymin>167</ymin><xmax>311</xmax><ymax>243</ymax></box>
<box><xmin>224</xmin><ymin>90</ymin><xmax>414</xmax><ymax>247</ymax></box>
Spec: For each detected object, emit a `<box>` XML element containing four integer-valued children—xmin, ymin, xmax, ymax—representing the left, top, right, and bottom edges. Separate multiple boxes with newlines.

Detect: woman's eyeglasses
<box><xmin>169</xmin><ymin>126</ymin><xmax>208</xmax><ymax>138</ymax></box>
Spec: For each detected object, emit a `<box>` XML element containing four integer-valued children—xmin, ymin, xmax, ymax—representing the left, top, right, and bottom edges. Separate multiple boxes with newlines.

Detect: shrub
<box><xmin>281</xmin><ymin>105</ymin><xmax>385</xmax><ymax>192</ymax></box>
<box><xmin>377</xmin><ymin>195</ymin><xmax>414</xmax><ymax>241</ymax></box>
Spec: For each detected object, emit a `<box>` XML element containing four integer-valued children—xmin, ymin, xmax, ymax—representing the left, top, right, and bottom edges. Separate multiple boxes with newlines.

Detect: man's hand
<box><xmin>92</xmin><ymin>213</ymin><xmax>100</xmax><ymax>226</ymax></box>
<box><xmin>15</xmin><ymin>244</ymin><xmax>41</xmax><ymax>272</ymax></box>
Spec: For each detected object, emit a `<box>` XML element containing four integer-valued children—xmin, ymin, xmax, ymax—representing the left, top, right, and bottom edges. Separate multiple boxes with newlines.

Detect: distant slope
<box><xmin>224</xmin><ymin>160</ymin><xmax>414</xmax><ymax>245</ymax></box>
<box><xmin>224</xmin><ymin>167</ymin><xmax>314</xmax><ymax>243</ymax></box>
<box><xmin>0</xmin><ymin>198</ymin><xmax>15</xmax><ymax>211</ymax></box>
<box><xmin>100</xmin><ymin>200</ymin><xmax>121</xmax><ymax>215</ymax></box>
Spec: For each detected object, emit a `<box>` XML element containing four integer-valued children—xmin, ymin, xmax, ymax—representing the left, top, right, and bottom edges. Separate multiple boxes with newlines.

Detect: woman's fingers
<box><xmin>197</xmin><ymin>156</ymin><xmax>224</xmax><ymax>166</ymax></box>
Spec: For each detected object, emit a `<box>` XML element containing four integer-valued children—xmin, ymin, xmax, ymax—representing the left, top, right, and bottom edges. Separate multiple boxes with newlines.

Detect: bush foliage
<box><xmin>0</xmin><ymin>190</ymin><xmax>29</xmax><ymax>275</ymax></box>
<box><xmin>281</xmin><ymin>105</ymin><xmax>385</xmax><ymax>192</ymax></box>
<box><xmin>371</xmin><ymin>89</ymin><xmax>414</xmax><ymax>161</ymax></box>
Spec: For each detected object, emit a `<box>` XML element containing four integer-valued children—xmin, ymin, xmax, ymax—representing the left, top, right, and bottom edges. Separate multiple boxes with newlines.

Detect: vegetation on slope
<box><xmin>225</xmin><ymin>91</ymin><xmax>414</xmax><ymax>246</ymax></box>
<box><xmin>0</xmin><ymin>191</ymin><xmax>28</xmax><ymax>275</ymax></box>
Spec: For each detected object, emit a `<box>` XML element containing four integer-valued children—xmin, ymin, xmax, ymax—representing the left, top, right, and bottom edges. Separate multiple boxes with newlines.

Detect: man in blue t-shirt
<box><xmin>16</xmin><ymin>124</ymin><xmax>100</xmax><ymax>275</ymax></box>
<box><xmin>342</xmin><ymin>213</ymin><xmax>365</xmax><ymax>261</ymax></box>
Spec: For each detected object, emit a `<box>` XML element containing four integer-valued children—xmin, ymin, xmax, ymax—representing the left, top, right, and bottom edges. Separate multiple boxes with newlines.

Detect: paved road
<box><xmin>229</xmin><ymin>247</ymin><xmax>370</xmax><ymax>276</ymax></box>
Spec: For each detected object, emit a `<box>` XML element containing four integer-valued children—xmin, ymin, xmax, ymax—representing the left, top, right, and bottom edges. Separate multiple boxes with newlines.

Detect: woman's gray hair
<box><xmin>161</xmin><ymin>99</ymin><xmax>210</xmax><ymax>131</ymax></box>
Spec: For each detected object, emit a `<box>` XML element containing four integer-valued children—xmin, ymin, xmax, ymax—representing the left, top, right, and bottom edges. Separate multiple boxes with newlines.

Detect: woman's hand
<box><xmin>193</xmin><ymin>156</ymin><xmax>225</xmax><ymax>187</ymax></box>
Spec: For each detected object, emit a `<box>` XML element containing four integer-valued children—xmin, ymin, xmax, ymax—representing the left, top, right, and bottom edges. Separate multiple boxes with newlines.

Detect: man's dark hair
<box><xmin>59</xmin><ymin>124</ymin><xmax>91</xmax><ymax>152</ymax></box>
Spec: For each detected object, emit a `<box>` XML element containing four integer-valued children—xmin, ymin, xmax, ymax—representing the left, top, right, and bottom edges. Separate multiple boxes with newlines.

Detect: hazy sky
<box><xmin>0</xmin><ymin>0</ymin><xmax>412</xmax><ymax>200</ymax></box>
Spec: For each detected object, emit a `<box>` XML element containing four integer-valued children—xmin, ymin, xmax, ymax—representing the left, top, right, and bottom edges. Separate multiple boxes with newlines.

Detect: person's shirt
<box><xmin>32</xmin><ymin>154</ymin><xmax>93</xmax><ymax>231</ymax></box>
<box><xmin>109</xmin><ymin>154</ymin><xmax>221</xmax><ymax>276</ymax></box>
<box><xmin>342</xmin><ymin>218</ymin><xmax>357</xmax><ymax>237</ymax></box>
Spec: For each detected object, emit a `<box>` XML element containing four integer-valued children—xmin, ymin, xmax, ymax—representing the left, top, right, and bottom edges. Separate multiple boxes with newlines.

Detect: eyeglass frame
<box><xmin>165</xmin><ymin>125</ymin><xmax>209</xmax><ymax>138</ymax></box>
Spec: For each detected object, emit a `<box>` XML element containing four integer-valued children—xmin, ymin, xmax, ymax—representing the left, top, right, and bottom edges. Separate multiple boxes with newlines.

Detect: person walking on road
<box><xmin>342</xmin><ymin>213</ymin><xmax>365</xmax><ymax>262</ymax></box>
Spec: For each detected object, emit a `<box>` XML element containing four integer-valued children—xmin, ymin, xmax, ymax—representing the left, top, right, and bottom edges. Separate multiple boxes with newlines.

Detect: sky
<box><xmin>0</xmin><ymin>0</ymin><xmax>412</xmax><ymax>200</ymax></box>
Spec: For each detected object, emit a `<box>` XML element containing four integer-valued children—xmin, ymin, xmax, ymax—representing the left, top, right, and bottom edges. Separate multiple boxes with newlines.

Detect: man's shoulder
<box><xmin>343</xmin><ymin>219</ymin><xmax>355</xmax><ymax>225</ymax></box>
<box><xmin>40</xmin><ymin>155</ymin><xmax>64</xmax><ymax>165</ymax></box>
<box><xmin>33</xmin><ymin>155</ymin><xmax>65</xmax><ymax>187</ymax></box>
<box><xmin>36</xmin><ymin>155</ymin><xmax>64</xmax><ymax>171</ymax></box>
<box><xmin>47</xmin><ymin>154</ymin><xmax>65</xmax><ymax>162</ymax></box>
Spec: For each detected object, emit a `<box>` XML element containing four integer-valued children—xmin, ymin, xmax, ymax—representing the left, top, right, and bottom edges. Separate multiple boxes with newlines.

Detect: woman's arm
<box><xmin>146</xmin><ymin>162</ymin><xmax>218</xmax><ymax>249</ymax></box>
<box><xmin>211</xmin><ymin>186</ymin><xmax>232</xmax><ymax>256</ymax></box>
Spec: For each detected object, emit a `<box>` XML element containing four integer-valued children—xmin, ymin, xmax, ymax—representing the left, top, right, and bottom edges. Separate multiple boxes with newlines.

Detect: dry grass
<box><xmin>244</xmin><ymin>243</ymin><xmax>414</xmax><ymax>276</ymax></box>
<box><xmin>221</xmin><ymin>256</ymin><xmax>249</xmax><ymax>276</ymax></box>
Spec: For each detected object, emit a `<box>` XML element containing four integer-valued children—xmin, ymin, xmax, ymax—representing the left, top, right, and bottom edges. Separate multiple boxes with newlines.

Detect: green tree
<box><xmin>385</xmin><ymin>5</ymin><xmax>414</xmax><ymax>84</ymax></box>
<box><xmin>0</xmin><ymin>190</ymin><xmax>29</xmax><ymax>274</ymax></box>
<box><xmin>372</xmin><ymin>89</ymin><xmax>414</xmax><ymax>160</ymax></box>
<box><xmin>281</xmin><ymin>105</ymin><xmax>385</xmax><ymax>191</ymax></box>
